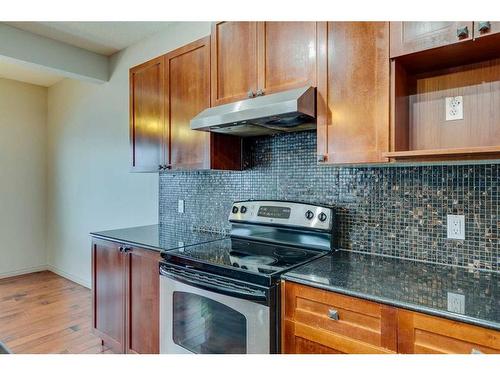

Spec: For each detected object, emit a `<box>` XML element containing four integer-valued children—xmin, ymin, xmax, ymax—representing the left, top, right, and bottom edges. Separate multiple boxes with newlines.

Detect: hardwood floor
<box><xmin>0</xmin><ymin>271</ymin><xmax>112</xmax><ymax>354</ymax></box>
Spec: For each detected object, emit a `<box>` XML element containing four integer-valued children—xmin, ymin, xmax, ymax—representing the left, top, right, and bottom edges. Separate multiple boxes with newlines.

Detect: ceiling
<box><xmin>0</xmin><ymin>57</ymin><xmax>64</xmax><ymax>86</ymax></box>
<box><xmin>4</xmin><ymin>22</ymin><xmax>174</xmax><ymax>56</ymax></box>
<box><xmin>0</xmin><ymin>22</ymin><xmax>174</xmax><ymax>87</ymax></box>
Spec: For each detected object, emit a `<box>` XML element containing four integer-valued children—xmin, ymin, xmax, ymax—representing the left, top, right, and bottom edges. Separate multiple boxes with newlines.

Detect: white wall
<box><xmin>0</xmin><ymin>78</ymin><xmax>47</xmax><ymax>278</ymax></box>
<box><xmin>47</xmin><ymin>22</ymin><xmax>211</xmax><ymax>287</ymax></box>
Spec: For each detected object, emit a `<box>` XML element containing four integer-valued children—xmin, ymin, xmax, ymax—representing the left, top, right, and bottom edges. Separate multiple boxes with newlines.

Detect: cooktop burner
<box><xmin>162</xmin><ymin>237</ymin><xmax>326</xmax><ymax>284</ymax></box>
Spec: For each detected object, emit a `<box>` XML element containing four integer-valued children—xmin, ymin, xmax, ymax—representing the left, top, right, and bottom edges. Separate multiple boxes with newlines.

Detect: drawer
<box><xmin>398</xmin><ymin>310</ymin><xmax>500</xmax><ymax>354</ymax></box>
<box><xmin>282</xmin><ymin>281</ymin><xmax>397</xmax><ymax>354</ymax></box>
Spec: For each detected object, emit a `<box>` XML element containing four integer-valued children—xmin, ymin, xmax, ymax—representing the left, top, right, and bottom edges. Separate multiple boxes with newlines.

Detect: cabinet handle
<box><xmin>122</xmin><ymin>246</ymin><xmax>131</xmax><ymax>253</ymax></box>
<box><xmin>457</xmin><ymin>26</ymin><xmax>469</xmax><ymax>39</ymax></box>
<box><xmin>471</xmin><ymin>348</ymin><xmax>484</xmax><ymax>354</ymax></box>
<box><xmin>317</xmin><ymin>155</ymin><xmax>327</xmax><ymax>163</ymax></box>
<box><xmin>118</xmin><ymin>246</ymin><xmax>124</xmax><ymax>252</ymax></box>
<box><xmin>256</xmin><ymin>89</ymin><xmax>265</xmax><ymax>97</ymax></box>
<box><xmin>247</xmin><ymin>90</ymin><xmax>255</xmax><ymax>98</ymax></box>
<box><xmin>158</xmin><ymin>164</ymin><xmax>164</xmax><ymax>171</ymax></box>
<box><xmin>478</xmin><ymin>21</ymin><xmax>491</xmax><ymax>33</ymax></box>
<box><xmin>327</xmin><ymin>308</ymin><xmax>339</xmax><ymax>320</ymax></box>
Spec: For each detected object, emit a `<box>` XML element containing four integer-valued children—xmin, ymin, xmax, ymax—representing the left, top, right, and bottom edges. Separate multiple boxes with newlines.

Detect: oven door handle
<box><xmin>160</xmin><ymin>268</ymin><xmax>267</xmax><ymax>303</ymax></box>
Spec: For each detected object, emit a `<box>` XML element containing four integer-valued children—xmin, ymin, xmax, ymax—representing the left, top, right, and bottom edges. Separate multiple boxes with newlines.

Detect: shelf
<box><xmin>384</xmin><ymin>146</ymin><xmax>500</xmax><ymax>160</ymax></box>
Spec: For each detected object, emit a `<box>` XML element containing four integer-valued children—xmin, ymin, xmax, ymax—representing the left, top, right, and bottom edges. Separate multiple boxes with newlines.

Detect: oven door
<box><xmin>160</xmin><ymin>265</ymin><xmax>270</xmax><ymax>354</ymax></box>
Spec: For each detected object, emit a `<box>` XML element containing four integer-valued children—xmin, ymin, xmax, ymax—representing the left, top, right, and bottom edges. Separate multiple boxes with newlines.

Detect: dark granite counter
<box><xmin>90</xmin><ymin>224</ymin><xmax>227</xmax><ymax>252</ymax></box>
<box><xmin>282</xmin><ymin>250</ymin><xmax>500</xmax><ymax>331</ymax></box>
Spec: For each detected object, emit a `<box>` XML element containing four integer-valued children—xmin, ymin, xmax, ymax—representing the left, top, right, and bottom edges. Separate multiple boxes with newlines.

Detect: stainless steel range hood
<box><xmin>190</xmin><ymin>86</ymin><xmax>316</xmax><ymax>137</ymax></box>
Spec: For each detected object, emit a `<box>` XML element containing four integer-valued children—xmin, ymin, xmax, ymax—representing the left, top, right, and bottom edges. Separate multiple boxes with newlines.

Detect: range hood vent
<box><xmin>190</xmin><ymin>86</ymin><xmax>316</xmax><ymax>137</ymax></box>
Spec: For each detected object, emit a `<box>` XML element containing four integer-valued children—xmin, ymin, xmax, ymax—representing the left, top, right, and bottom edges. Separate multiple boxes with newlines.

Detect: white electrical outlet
<box><xmin>447</xmin><ymin>292</ymin><xmax>465</xmax><ymax>314</ymax></box>
<box><xmin>178</xmin><ymin>199</ymin><xmax>185</xmax><ymax>214</ymax></box>
<box><xmin>445</xmin><ymin>96</ymin><xmax>464</xmax><ymax>121</ymax></box>
<box><xmin>447</xmin><ymin>214</ymin><xmax>465</xmax><ymax>240</ymax></box>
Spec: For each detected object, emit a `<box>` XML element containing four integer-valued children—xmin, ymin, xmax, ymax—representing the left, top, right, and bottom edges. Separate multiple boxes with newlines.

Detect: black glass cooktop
<box><xmin>162</xmin><ymin>238</ymin><xmax>327</xmax><ymax>286</ymax></box>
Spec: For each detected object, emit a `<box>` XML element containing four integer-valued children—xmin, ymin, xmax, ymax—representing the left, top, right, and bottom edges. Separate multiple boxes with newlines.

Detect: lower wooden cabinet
<box><xmin>282</xmin><ymin>281</ymin><xmax>397</xmax><ymax>353</ymax></box>
<box><xmin>92</xmin><ymin>238</ymin><xmax>160</xmax><ymax>354</ymax></box>
<box><xmin>281</xmin><ymin>281</ymin><xmax>500</xmax><ymax>354</ymax></box>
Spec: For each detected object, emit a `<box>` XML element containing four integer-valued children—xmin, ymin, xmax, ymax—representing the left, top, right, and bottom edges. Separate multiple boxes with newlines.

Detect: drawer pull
<box><xmin>478</xmin><ymin>21</ymin><xmax>491</xmax><ymax>33</ymax></box>
<box><xmin>471</xmin><ymin>348</ymin><xmax>484</xmax><ymax>354</ymax></box>
<box><xmin>328</xmin><ymin>308</ymin><xmax>339</xmax><ymax>320</ymax></box>
<box><xmin>456</xmin><ymin>26</ymin><xmax>469</xmax><ymax>39</ymax></box>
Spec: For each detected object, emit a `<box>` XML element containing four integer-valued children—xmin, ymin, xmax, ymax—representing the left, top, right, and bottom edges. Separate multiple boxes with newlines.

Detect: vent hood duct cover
<box><xmin>190</xmin><ymin>86</ymin><xmax>316</xmax><ymax>137</ymax></box>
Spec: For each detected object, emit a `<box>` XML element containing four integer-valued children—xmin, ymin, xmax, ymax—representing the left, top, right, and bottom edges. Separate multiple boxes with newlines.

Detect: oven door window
<box><xmin>173</xmin><ymin>291</ymin><xmax>247</xmax><ymax>354</ymax></box>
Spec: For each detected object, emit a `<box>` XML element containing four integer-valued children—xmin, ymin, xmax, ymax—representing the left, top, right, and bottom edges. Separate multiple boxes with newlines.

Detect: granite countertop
<box><xmin>90</xmin><ymin>224</ymin><xmax>227</xmax><ymax>252</ymax></box>
<box><xmin>282</xmin><ymin>250</ymin><xmax>500</xmax><ymax>331</ymax></box>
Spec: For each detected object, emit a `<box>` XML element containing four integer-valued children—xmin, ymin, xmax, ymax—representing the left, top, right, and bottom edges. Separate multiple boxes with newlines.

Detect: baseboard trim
<box><xmin>0</xmin><ymin>265</ymin><xmax>48</xmax><ymax>280</ymax></box>
<box><xmin>47</xmin><ymin>265</ymin><xmax>91</xmax><ymax>289</ymax></box>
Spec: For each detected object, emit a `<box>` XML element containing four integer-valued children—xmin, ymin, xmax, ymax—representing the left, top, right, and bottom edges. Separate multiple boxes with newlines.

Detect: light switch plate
<box><xmin>447</xmin><ymin>214</ymin><xmax>465</xmax><ymax>240</ymax></box>
<box><xmin>178</xmin><ymin>199</ymin><xmax>185</xmax><ymax>214</ymax></box>
<box><xmin>445</xmin><ymin>96</ymin><xmax>464</xmax><ymax>121</ymax></box>
<box><xmin>447</xmin><ymin>292</ymin><xmax>465</xmax><ymax>314</ymax></box>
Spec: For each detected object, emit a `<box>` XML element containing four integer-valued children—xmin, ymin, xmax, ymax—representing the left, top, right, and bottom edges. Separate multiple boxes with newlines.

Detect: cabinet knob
<box><xmin>478</xmin><ymin>21</ymin><xmax>491</xmax><ymax>33</ymax></box>
<box><xmin>256</xmin><ymin>89</ymin><xmax>265</xmax><ymax>97</ymax></box>
<box><xmin>247</xmin><ymin>90</ymin><xmax>255</xmax><ymax>98</ymax></box>
<box><xmin>317</xmin><ymin>155</ymin><xmax>327</xmax><ymax>163</ymax></box>
<box><xmin>122</xmin><ymin>246</ymin><xmax>131</xmax><ymax>253</ymax></box>
<box><xmin>118</xmin><ymin>246</ymin><xmax>124</xmax><ymax>252</ymax></box>
<box><xmin>327</xmin><ymin>308</ymin><xmax>339</xmax><ymax>321</ymax></box>
<box><xmin>457</xmin><ymin>26</ymin><xmax>469</xmax><ymax>39</ymax></box>
<box><xmin>158</xmin><ymin>164</ymin><xmax>164</xmax><ymax>171</ymax></box>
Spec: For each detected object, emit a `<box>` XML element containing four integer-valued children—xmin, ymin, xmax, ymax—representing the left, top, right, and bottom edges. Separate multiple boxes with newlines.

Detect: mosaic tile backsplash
<box><xmin>159</xmin><ymin>131</ymin><xmax>499</xmax><ymax>272</ymax></box>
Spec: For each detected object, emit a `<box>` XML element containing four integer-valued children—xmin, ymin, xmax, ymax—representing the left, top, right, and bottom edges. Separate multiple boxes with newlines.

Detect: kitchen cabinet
<box><xmin>281</xmin><ymin>281</ymin><xmax>500</xmax><ymax>354</ymax></box>
<box><xmin>390</xmin><ymin>22</ymin><xmax>473</xmax><ymax>58</ymax></box>
<box><xmin>282</xmin><ymin>281</ymin><xmax>398</xmax><ymax>354</ymax></box>
<box><xmin>211</xmin><ymin>22</ymin><xmax>259</xmax><ymax>106</ymax></box>
<box><xmin>398</xmin><ymin>310</ymin><xmax>500</xmax><ymax>354</ymax></box>
<box><xmin>92</xmin><ymin>238</ymin><xmax>161</xmax><ymax>354</ymax></box>
<box><xmin>316</xmin><ymin>22</ymin><xmax>389</xmax><ymax>164</ymax></box>
<box><xmin>211</xmin><ymin>21</ymin><xmax>319</xmax><ymax>105</ymax></box>
<box><xmin>129</xmin><ymin>56</ymin><xmax>166</xmax><ymax>172</ymax></box>
<box><xmin>166</xmin><ymin>36</ymin><xmax>242</xmax><ymax>170</ymax></box>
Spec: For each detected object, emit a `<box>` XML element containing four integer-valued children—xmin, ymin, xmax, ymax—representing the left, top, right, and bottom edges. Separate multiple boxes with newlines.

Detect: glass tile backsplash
<box><xmin>159</xmin><ymin>131</ymin><xmax>499</xmax><ymax>272</ymax></box>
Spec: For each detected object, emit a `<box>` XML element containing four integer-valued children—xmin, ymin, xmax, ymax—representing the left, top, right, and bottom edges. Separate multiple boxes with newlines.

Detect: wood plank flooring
<box><xmin>0</xmin><ymin>271</ymin><xmax>111</xmax><ymax>354</ymax></box>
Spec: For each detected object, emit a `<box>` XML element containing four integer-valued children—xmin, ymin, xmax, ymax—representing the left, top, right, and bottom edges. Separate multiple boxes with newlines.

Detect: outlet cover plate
<box><xmin>445</xmin><ymin>96</ymin><xmax>464</xmax><ymax>121</ymax></box>
<box><xmin>447</xmin><ymin>292</ymin><xmax>465</xmax><ymax>314</ymax></box>
<box><xmin>447</xmin><ymin>214</ymin><xmax>465</xmax><ymax>240</ymax></box>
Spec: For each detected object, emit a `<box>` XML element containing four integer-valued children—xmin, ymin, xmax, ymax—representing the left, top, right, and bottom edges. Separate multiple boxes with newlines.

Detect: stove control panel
<box><xmin>229</xmin><ymin>200</ymin><xmax>333</xmax><ymax>231</ymax></box>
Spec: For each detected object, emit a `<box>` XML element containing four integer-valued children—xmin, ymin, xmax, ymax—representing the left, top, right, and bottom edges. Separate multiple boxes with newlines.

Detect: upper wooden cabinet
<box><xmin>211</xmin><ymin>22</ymin><xmax>259</xmax><ymax>106</ymax></box>
<box><xmin>211</xmin><ymin>22</ymin><xmax>319</xmax><ymax>105</ymax></box>
<box><xmin>317</xmin><ymin>22</ymin><xmax>390</xmax><ymax>164</ymax></box>
<box><xmin>130</xmin><ymin>37</ymin><xmax>242</xmax><ymax>172</ymax></box>
<box><xmin>257</xmin><ymin>22</ymin><xmax>319</xmax><ymax>95</ymax></box>
<box><xmin>166</xmin><ymin>36</ymin><xmax>242</xmax><ymax>170</ymax></box>
<box><xmin>129</xmin><ymin>56</ymin><xmax>166</xmax><ymax>172</ymax></box>
<box><xmin>390</xmin><ymin>22</ymin><xmax>473</xmax><ymax>58</ymax></box>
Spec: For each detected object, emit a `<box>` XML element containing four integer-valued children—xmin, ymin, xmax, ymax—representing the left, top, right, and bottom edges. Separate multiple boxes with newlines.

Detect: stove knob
<box><xmin>232</xmin><ymin>206</ymin><xmax>239</xmax><ymax>214</ymax></box>
<box><xmin>305</xmin><ymin>210</ymin><xmax>314</xmax><ymax>220</ymax></box>
<box><xmin>318</xmin><ymin>212</ymin><xmax>328</xmax><ymax>222</ymax></box>
<box><xmin>240</xmin><ymin>206</ymin><xmax>247</xmax><ymax>214</ymax></box>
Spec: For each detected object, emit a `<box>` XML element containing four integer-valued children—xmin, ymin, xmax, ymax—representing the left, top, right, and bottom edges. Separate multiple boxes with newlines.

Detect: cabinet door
<box><xmin>317</xmin><ymin>22</ymin><xmax>389</xmax><ymax>164</ymax></box>
<box><xmin>282</xmin><ymin>282</ymin><xmax>397</xmax><ymax>354</ymax></box>
<box><xmin>474</xmin><ymin>21</ymin><xmax>500</xmax><ymax>38</ymax></box>
<box><xmin>166</xmin><ymin>37</ymin><xmax>211</xmax><ymax>169</ymax></box>
<box><xmin>130</xmin><ymin>56</ymin><xmax>166</xmax><ymax>172</ymax></box>
<box><xmin>398</xmin><ymin>310</ymin><xmax>500</xmax><ymax>354</ymax></box>
<box><xmin>211</xmin><ymin>22</ymin><xmax>258</xmax><ymax>105</ymax></box>
<box><xmin>125</xmin><ymin>247</ymin><xmax>161</xmax><ymax>354</ymax></box>
<box><xmin>92</xmin><ymin>239</ymin><xmax>126</xmax><ymax>353</ymax></box>
<box><xmin>258</xmin><ymin>22</ymin><xmax>318</xmax><ymax>95</ymax></box>
<box><xmin>390</xmin><ymin>22</ymin><xmax>473</xmax><ymax>58</ymax></box>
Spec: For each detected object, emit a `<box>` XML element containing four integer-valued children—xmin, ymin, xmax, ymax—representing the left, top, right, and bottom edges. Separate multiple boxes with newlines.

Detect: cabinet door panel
<box><xmin>125</xmin><ymin>248</ymin><xmax>160</xmax><ymax>354</ymax></box>
<box><xmin>167</xmin><ymin>37</ymin><xmax>211</xmax><ymax>169</ymax></box>
<box><xmin>130</xmin><ymin>56</ymin><xmax>165</xmax><ymax>172</ymax></box>
<box><xmin>211</xmin><ymin>22</ymin><xmax>258</xmax><ymax>105</ymax></box>
<box><xmin>92</xmin><ymin>240</ymin><xmax>126</xmax><ymax>353</ymax></box>
<box><xmin>390</xmin><ymin>21</ymin><xmax>473</xmax><ymax>57</ymax></box>
<box><xmin>318</xmin><ymin>22</ymin><xmax>389</xmax><ymax>164</ymax></box>
<box><xmin>258</xmin><ymin>22</ymin><xmax>318</xmax><ymax>94</ymax></box>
